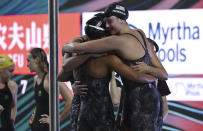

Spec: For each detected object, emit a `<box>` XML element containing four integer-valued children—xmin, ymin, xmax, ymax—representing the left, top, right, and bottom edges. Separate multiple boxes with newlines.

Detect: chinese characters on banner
<box><xmin>0</xmin><ymin>13</ymin><xmax>81</xmax><ymax>74</ymax></box>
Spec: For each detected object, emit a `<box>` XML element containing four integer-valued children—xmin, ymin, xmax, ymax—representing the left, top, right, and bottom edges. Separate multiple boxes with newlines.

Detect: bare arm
<box><xmin>9</xmin><ymin>81</ymin><xmax>18</xmax><ymax>123</ymax></box>
<box><xmin>107</xmin><ymin>55</ymin><xmax>157</xmax><ymax>83</ymax></box>
<box><xmin>162</xmin><ymin>96</ymin><xmax>168</xmax><ymax>120</ymax></box>
<box><xmin>57</xmin><ymin>53</ymin><xmax>92</xmax><ymax>82</ymax></box>
<box><xmin>62</xmin><ymin>53</ymin><xmax>92</xmax><ymax>73</ymax></box>
<box><xmin>58</xmin><ymin>35</ymin><xmax>106</xmax><ymax>82</ymax></box>
<box><xmin>138</xmin><ymin>29</ymin><xmax>168</xmax><ymax>80</ymax></box>
<box><xmin>62</xmin><ymin>35</ymin><xmax>89</xmax><ymax>55</ymax></box>
<box><xmin>57</xmin><ymin>52</ymin><xmax>106</xmax><ymax>82</ymax></box>
<box><xmin>58</xmin><ymin>36</ymin><xmax>90</xmax><ymax>82</ymax></box>
<box><xmin>42</xmin><ymin>75</ymin><xmax>73</xmax><ymax>123</ymax></box>
<box><xmin>132</xmin><ymin>61</ymin><xmax>168</xmax><ymax>80</ymax></box>
<box><xmin>57</xmin><ymin>69</ymin><xmax>73</xmax><ymax>82</ymax></box>
<box><xmin>29</xmin><ymin>76</ymin><xmax>38</xmax><ymax>125</ymax></box>
<box><xmin>59</xmin><ymin>82</ymin><xmax>73</xmax><ymax>122</ymax></box>
<box><xmin>62</xmin><ymin>35</ymin><xmax>121</xmax><ymax>54</ymax></box>
<box><xmin>149</xmin><ymin>43</ymin><xmax>168</xmax><ymax>80</ymax></box>
<box><xmin>109</xmin><ymin>71</ymin><xmax>121</xmax><ymax>104</ymax></box>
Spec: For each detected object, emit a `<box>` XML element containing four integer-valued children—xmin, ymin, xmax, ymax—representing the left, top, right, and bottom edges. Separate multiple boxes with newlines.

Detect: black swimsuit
<box><xmin>71</xmin><ymin>61</ymin><xmax>115</xmax><ymax>131</ymax></box>
<box><xmin>120</xmin><ymin>32</ymin><xmax>163</xmax><ymax>131</ymax></box>
<box><xmin>0</xmin><ymin>82</ymin><xmax>14</xmax><ymax>131</ymax></box>
<box><xmin>31</xmin><ymin>73</ymin><xmax>49</xmax><ymax>131</ymax></box>
<box><xmin>70</xmin><ymin>93</ymin><xmax>81</xmax><ymax>131</ymax></box>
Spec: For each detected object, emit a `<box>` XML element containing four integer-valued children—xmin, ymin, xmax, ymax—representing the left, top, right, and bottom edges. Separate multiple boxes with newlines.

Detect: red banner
<box><xmin>0</xmin><ymin>13</ymin><xmax>81</xmax><ymax>74</ymax></box>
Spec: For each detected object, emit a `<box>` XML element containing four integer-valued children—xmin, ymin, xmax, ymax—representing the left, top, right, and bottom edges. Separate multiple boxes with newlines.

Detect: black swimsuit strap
<box><xmin>137</xmin><ymin>30</ymin><xmax>148</xmax><ymax>51</ymax></box>
<box><xmin>41</xmin><ymin>72</ymin><xmax>47</xmax><ymax>84</ymax></box>
<box><xmin>123</xmin><ymin>31</ymin><xmax>148</xmax><ymax>54</ymax></box>
<box><xmin>35</xmin><ymin>72</ymin><xmax>47</xmax><ymax>87</ymax></box>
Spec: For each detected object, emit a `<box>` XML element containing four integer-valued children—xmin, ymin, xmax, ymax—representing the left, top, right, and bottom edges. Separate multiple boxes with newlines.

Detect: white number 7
<box><xmin>21</xmin><ymin>80</ymin><xmax>28</xmax><ymax>94</ymax></box>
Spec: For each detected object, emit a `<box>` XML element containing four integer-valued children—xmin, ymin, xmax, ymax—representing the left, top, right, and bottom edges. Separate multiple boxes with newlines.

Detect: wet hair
<box><xmin>147</xmin><ymin>38</ymin><xmax>159</xmax><ymax>53</ymax></box>
<box><xmin>104</xmin><ymin>2</ymin><xmax>129</xmax><ymax>20</ymax></box>
<box><xmin>29</xmin><ymin>48</ymin><xmax>49</xmax><ymax>72</ymax></box>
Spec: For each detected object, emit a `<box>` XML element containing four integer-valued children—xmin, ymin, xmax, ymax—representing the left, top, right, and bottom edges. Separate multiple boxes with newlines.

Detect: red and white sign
<box><xmin>0</xmin><ymin>13</ymin><xmax>81</xmax><ymax>74</ymax></box>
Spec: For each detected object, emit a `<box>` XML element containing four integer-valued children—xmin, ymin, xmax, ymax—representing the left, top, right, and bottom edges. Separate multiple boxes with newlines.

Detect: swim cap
<box><xmin>104</xmin><ymin>2</ymin><xmax>128</xmax><ymax>20</ymax></box>
<box><xmin>0</xmin><ymin>55</ymin><xmax>14</xmax><ymax>69</ymax></box>
<box><xmin>85</xmin><ymin>13</ymin><xmax>108</xmax><ymax>39</ymax></box>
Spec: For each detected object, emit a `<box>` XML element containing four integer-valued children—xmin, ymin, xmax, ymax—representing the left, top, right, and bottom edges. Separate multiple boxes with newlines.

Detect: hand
<box><xmin>0</xmin><ymin>105</ymin><xmax>4</xmax><ymax>112</ymax></box>
<box><xmin>62</xmin><ymin>43</ymin><xmax>75</xmax><ymax>56</ymax></box>
<box><xmin>131</xmin><ymin>62</ymin><xmax>150</xmax><ymax>73</ymax></box>
<box><xmin>57</xmin><ymin>69</ymin><xmax>69</xmax><ymax>82</ymax></box>
<box><xmin>72</xmin><ymin>81</ymin><xmax>88</xmax><ymax>96</ymax></box>
<box><xmin>39</xmin><ymin>114</ymin><xmax>50</xmax><ymax>124</ymax></box>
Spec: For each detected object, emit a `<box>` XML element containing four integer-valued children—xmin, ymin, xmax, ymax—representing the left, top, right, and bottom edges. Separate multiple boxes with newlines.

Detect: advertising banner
<box><xmin>82</xmin><ymin>10</ymin><xmax>203</xmax><ymax>101</ymax></box>
<box><xmin>0</xmin><ymin>13</ymin><xmax>81</xmax><ymax>74</ymax></box>
<box><xmin>127</xmin><ymin>9</ymin><xmax>203</xmax><ymax>75</ymax></box>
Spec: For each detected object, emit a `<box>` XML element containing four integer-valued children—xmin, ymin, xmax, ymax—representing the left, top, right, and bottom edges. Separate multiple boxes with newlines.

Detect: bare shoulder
<box><xmin>136</xmin><ymin>28</ymin><xmax>153</xmax><ymax>53</ymax></box>
<box><xmin>44</xmin><ymin>73</ymin><xmax>49</xmax><ymax>85</ymax></box>
<box><xmin>104</xmin><ymin>35</ymin><xmax>124</xmax><ymax>43</ymax></box>
<box><xmin>43</xmin><ymin>73</ymin><xmax>50</xmax><ymax>91</ymax></box>
<box><xmin>135</xmin><ymin>28</ymin><xmax>149</xmax><ymax>41</ymax></box>
<box><xmin>8</xmin><ymin>80</ymin><xmax>18</xmax><ymax>93</ymax></box>
<box><xmin>8</xmin><ymin>80</ymin><xmax>17</xmax><ymax>88</ymax></box>
<box><xmin>136</xmin><ymin>28</ymin><xmax>146</xmax><ymax>35</ymax></box>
